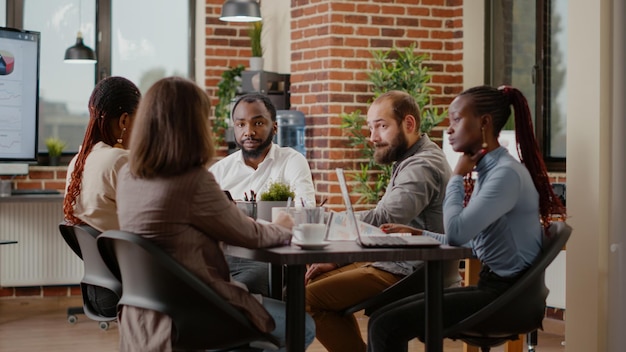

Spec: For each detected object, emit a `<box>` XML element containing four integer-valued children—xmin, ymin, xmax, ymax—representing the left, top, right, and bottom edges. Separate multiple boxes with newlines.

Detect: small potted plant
<box><xmin>248</xmin><ymin>21</ymin><xmax>263</xmax><ymax>71</ymax></box>
<box><xmin>257</xmin><ymin>180</ymin><xmax>295</xmax><ymax>221</ymax></box>
<box><xmin>45</xmin><ymin>137</ymin><xmax>66</xmax><ymax>166</ymax></box>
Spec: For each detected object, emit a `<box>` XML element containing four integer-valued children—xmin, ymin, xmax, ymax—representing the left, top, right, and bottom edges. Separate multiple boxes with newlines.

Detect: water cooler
<box><xmin>276</xmin><ymin>110</ymin><xmax>306</xmax><ymax>156</ymax></box>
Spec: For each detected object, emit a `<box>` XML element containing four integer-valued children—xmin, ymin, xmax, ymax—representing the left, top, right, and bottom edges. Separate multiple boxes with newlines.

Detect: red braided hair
<box><xmin>63</xmin><ymin>77</ymin><xmax>141</xmax><ymax>225</ymax></box>
<box><xmin>459</xmin><ymin>85</ymin><xmax>566</xmax><ymax>230</ymax></box>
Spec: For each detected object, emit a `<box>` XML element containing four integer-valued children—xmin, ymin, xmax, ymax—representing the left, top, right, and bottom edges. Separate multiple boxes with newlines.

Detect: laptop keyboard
<box><xmin>359</xmin><ymin>236</ymin><xmax>408</xmax><ymax>247</ymax></box>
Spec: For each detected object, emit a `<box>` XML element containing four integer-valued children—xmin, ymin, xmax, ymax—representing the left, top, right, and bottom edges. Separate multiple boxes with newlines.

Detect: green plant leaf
<box><xmin>213</xmin><ymin>65</ymin><xmax>245</xmax><ymax>146</ymax></box>
<box><xmin>342</xmin><ymin>43</ymin><xmax>446</xmax><ymax>204</ymax></box>
<box><xmin>259</xmin><ymin>181</ymin><xmax>295</xmax><ymax>201</ymax></box>
<box><xmin>45</xmin><ymin>137</ymin><xmax>66</xmax><ymax>157</ymax></box>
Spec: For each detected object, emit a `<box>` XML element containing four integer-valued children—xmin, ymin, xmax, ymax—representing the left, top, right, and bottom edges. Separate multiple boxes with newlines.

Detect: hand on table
<box><xmin>379</xmin><ymin>223</ymin><xmax>423</xmax><ymax>236</ymax></box>
<box><xmin>273</xmin><ymin>211</ymin><xmax>294</xmax><ymax>230</ymax></box>
<box><xmin>305</xmin><ymin>263</ymin><xmax>338</xmax><ymax>285</ymax></box>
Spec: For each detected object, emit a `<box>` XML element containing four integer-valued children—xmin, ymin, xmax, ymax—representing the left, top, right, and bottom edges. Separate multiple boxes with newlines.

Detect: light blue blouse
<box><xmin>424</xmin><ymin>147</ymin><xmax>542</xmax><ymax>278</ymax></box>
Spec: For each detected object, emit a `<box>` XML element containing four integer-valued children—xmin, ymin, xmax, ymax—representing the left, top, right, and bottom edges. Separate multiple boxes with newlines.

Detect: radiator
<box><xmin>0</xmin><ymin>200</ymin><xmax>83</xmax><ymax>287</ymax></box>
<box><xmin>545</xmin><ymin>250</ymin><xmax>566</xmax><ymax>309</ymax></box>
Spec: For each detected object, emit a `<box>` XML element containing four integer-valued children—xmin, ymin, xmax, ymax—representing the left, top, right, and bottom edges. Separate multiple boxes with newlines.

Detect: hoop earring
<box><xmin>481</xmin><ymin>127</ymin><xmax>488</xmax><ymax>149</ymax></box>
<box><xmin>114</xmin><ymin>128</ymin><xmax>126</xmax><ymax>149</ymax></box>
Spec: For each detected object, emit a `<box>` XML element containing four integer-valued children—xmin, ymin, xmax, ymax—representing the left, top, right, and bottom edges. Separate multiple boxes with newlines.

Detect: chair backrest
<box><xmin>73</xmin><ymin>225</ymin><xmax>122</xmax><ymax>299</ymax></box>
<box><xmin>59</xmin><ymin>222</ymin><xmax>83</xmax><ymax>259</ymax></box>
<box><xmin>97</xmin><ymin>230</ymin><xmax>279</xmax><ymax>351</ymax></box>
<box><xmin>60</xmin><ymin>224</ymin><xmax>122</xmax><ymax>320</ymax></box>
<box><xmin>444</xmin><ymin>221</ymin><xmax>572</xmax><ymax>338</ymax></box>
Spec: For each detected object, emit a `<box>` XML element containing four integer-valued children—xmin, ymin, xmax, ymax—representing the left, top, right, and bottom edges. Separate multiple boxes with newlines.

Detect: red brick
<box><xmin>43</xmin><ymin>286</ymin><xmax>70</xmax><ymax>297</ymax></box>
<box><xmin>28</xmin><ymin>171</ymin><xmax>54</xmax><ymax>179</ymax></box>
<box><xmin>15</xmin><ymin>286</ymin><xmax>42</xmax><ymax>297</ymax></box>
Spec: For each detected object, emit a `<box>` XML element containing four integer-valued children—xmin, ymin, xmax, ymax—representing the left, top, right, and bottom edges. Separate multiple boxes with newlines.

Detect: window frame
<box><xmin>485</xmin><ymin>0</ymin><xmax>566</xmax><ymax>172</ymax></box>
<box><xmin>5</xmin><ymin>0</ymin><xmax>196</xmax><ymax>157</ymax></box>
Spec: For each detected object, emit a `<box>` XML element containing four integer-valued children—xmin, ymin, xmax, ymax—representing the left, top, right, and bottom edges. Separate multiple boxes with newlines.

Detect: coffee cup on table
<box><xmin>293</xmin><ymin>223</ymin><xmax>326</xmax><ymax>244</ymax></box>
<box><xmin>288</xmin><ymin>206</ymin><xmax>325</xmax><ymax>226</ymax></box>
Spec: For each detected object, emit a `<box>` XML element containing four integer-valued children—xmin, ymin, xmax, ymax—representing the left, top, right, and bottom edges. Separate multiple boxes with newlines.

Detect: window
<box><xmin>0</xmin><ymin>1</ymin><xmax>6</xmax><ymax>26</ymax></box>
<box><xmin>6</xmin><ymin>0</ymin><xmax>194</xmax><ymax>154</ymax></box>
<box><xmin>486</xmin><ymin>0</ymin><xmax>567</xmax><ymax>171</ymax></box>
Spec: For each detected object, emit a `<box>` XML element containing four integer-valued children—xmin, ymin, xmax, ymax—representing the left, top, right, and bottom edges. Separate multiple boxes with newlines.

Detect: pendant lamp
<box><xmin>219</xmin><ymin>0</ymin><xmax>262</xmax><ymax>22</ymax></box>
<box><xmin>64</xmin><ymin>0</ymin><xmax>96</xmax><ymax>63</ymax></box>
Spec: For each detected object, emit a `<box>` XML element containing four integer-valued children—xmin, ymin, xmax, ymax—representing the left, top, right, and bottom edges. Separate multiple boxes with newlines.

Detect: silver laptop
<box><xmin>335</xmin><ymin>168</ymin><xmax>441</xmax><ymax>248</ymax></box>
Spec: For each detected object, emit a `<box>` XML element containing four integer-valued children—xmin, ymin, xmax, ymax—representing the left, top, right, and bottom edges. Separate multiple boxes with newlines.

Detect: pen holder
<box><xmin>236</xmin><ymin>201</ymin><xmax>257</xmax><ymax>220</ymax></box>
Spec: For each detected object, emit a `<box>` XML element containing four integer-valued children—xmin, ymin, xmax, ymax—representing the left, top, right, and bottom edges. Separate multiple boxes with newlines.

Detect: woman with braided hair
<box><xmin>63</xmin><ymin>76</ymin><xmax>140</xmax><ymax>317</ymax></box>
<box><xmin>63</xmin><ymin>76</ymin><xmax>141</xmax><ymax>231</ymax></box>
<box><xmin>367</xmin><ymin>85</ymin><xmax>566</xmax><ymax>351</ymax></box>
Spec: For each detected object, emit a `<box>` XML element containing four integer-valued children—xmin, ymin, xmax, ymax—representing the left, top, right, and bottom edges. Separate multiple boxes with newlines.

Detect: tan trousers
<box><xmin>305</xmin><ymin>262</ymin><xmax>403</xmax><ymax>352</ymax></box>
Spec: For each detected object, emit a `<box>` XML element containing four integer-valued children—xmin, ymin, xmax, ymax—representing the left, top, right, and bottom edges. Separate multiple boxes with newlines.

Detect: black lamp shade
<box><xmin>219</xmin><ymin>0</ymin><xmax>261</xmax><ymax>22</ymax></box>
<box><xmin>64</xmin><ymin>32</ymin><xmax>96</xmax><ymax>63</ymax></box>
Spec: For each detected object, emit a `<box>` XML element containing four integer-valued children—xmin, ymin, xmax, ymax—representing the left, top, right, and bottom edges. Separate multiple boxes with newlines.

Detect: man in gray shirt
<box><xmin>304</xmin><ymin>91</ymin><xmax>460</xmax><ymax>352</ymax></box>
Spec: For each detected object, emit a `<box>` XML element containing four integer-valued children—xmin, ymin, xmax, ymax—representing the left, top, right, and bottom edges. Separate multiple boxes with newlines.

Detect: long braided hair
<box><xmin>63</xmin><ymin>77</ymin><xmax>141</xmax><ymax>225</ymax></box>
<box><xmin>459</xmin><ymin>85</ymin><xmax>566</xmax><ymax>229</ymax></box>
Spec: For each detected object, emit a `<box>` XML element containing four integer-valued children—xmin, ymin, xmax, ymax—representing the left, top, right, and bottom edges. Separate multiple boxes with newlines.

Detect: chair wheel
<box><xmin>99</xmin><ymin>321</ymin><xmax>110</xmax><ymax>330</ymax></box>
<box><xmin>68</xmin><ymin>315</ymin><xmax>78</xmax><ymax>324</ymax></box>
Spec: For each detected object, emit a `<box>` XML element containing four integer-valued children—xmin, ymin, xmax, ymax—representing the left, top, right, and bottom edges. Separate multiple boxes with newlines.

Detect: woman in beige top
<box><xmin>115</xmin><ymin>76</ymin><xmax>315</xmax><ymax>352</ymax></box>
<box><xmin>63</xmin><ymin>76</ymin><xmax>141</xmax><ymax>318</ymax></box>
<box><xmin>64</xmin><ymin>76</ymin><xmax>141</xmax><ymax>232</ymax></box>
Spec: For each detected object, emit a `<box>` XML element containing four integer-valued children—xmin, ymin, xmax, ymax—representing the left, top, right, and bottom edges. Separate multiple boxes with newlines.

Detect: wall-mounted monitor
<box><xmin>0</xmin><ymin>26</ymin><xmax>40</xmax><ymax>162</ymax></box>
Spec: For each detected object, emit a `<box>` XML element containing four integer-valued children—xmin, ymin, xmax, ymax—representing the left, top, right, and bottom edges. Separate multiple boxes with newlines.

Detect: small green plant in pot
<box><xmin>45</xmin><ymin>137</ymin><xmax>66</xmax><ymax>166</ymax></box>
<box><xmin>260</xmin><ymin>181</ymin><xmax>295</xmax><ymax>201</ymax></box>
<box><xmin>257</xmin><ymin>181</ymin><xmax>295</xmax><ymax>221</ymax></box>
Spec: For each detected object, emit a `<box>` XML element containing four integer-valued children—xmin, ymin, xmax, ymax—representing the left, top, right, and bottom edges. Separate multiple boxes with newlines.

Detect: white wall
<box><xmin>566</xmin><ymin>1</ymin><xmax>622</xmax><ymax>350</ymax></box>
<box><xmin>462</xmin><ymin>3</ymin><xmax>484</xmax><ymax>89</ymax></box>
<box><xmin>607</xmin><ymin>0</ymin><xmax>626</xmax><ymax>349</ymax></box>
<box><xmin>462</xmin><ymin>1</ymin><xmax>626</xmax><ymax>350</ymax></box>
<box><xmin>260</xmin><ymin>0</ymin><xmax>291</xmax><ymax>74</ymax></box>
<box><xmin>195</xmin><ymin>0</ymin><xmax>206</xmax><ymax>88</ymax></box>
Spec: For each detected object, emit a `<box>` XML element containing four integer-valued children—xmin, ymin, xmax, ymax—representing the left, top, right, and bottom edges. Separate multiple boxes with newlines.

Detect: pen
<box><xmin>244</xmin><ymin>192</ymin><xmax>249</xmax><ymax>201</ymax></box>
<box><xmin>319</xmin><ymin>198</ymin><xmax>328</xmax><ymax>207</ymax></box>
<box><xmin>250</xmin><ymin>190</ymin><xmax>256</xmax><ymax>201</ymax></box>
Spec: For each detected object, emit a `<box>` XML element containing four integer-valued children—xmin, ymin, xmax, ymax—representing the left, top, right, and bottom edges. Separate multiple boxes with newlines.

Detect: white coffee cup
<box><xmin>293</xmin><ymin>223</ymin><xmax>326</xmax><ymax>244</ymax></box>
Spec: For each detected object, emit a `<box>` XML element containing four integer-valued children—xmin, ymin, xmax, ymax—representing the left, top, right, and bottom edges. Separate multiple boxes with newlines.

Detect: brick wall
<box><xmin>204</xmin><ymin>0</ymin><xmax>464</xmax><ymax>210</ymax></box>
<box><xmin>0</xmin><ymin>166</ymin><xmax>67</xmax><ymax>193</ymax></box>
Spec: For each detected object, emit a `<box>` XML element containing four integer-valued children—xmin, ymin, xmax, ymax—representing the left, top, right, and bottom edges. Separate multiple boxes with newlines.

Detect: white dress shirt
<box><xmin>209</xmin><ymin>143</ymin><xmax>316</xmax><ymax>205</ymax></box>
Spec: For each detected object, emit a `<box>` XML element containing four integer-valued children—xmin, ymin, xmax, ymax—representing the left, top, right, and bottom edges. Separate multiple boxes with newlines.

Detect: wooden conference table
<box><xmin>225</xmin><ymin>241</ymin><xmax>473</xmax><ymax>352</ymax></box>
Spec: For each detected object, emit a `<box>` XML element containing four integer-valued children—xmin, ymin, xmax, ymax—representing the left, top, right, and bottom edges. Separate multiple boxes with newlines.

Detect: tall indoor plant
<box><xmin>341</xmin><ymin>44</ymin><xmax>446</xmax><ymax>204</ymax></box>
<box><xmin>213</xmin><ymin>64</ymin><xmax>245</xmax><ymax>146</ymax></box>
<box><xmin>248</xmin><ymin>21</ymin><xmax>263</xmax><ymax>71</ymax></box>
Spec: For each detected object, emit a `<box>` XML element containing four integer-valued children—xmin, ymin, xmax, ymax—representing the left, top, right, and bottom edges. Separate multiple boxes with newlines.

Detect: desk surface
<box><xmin>0</xmin><ymin>194</ymin><xmax>64</xmax><ymax>203</ymax></box>
<box><xmin>225</xmin><ymin>240</ymin><xmax>472</xmax><ymax>264</ymax></box>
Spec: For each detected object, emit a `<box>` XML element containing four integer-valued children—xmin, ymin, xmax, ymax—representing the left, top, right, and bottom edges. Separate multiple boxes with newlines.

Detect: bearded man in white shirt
<box><xmin>210</xmin><ymin>93</ymin><xmax>315</xmax><ymax>296</ymax></box>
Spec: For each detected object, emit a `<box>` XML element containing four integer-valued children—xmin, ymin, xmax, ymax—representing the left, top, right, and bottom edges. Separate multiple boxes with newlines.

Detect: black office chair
<box><xmin>97</xmin><ymin>230</ymin><xmax>280</xmax><ymax>352</ymax></box>
<box><xmin>58</xmin><ymin>223</ymin><xmax>122</xmax><ymax>330</ymax></box>
<box><xmin>442</xmin><ymin>221</ymin><xmax>572</xmax><ymax>352</ymax></box>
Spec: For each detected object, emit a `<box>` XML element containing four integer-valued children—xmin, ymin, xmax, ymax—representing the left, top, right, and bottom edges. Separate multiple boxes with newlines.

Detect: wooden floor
<box><xmin>0</xmin><ymin>297</ymin><xmax>565</xmax><ymax>351</ymax></box>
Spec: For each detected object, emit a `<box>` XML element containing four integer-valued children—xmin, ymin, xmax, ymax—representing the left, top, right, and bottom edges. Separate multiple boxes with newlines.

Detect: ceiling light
<box><xmin>219</xmin><ymin>0</ymin><xmax>262</xmax><ymax>22</ymax></box>
<box><xmin>64</xmin><ymin>0</ymin><xmax>96</xmax><ymax>64</ymax></box>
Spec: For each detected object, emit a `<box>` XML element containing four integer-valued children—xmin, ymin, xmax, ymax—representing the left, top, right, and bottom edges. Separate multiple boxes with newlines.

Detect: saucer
<box><xmin>292</xmin><ymin>240</ymin><xmax>330</xmax><ymax>250</ymax></box>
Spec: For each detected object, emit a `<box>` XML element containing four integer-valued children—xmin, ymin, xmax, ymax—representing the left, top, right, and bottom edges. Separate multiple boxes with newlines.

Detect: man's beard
<box><xmin>237</xmin><ymin>132</ymin><xmax>274</xmax><ymax>159</ymax></box>
<box><xmin>373</xmin><ymin>131</ymin><xmax>408</xmax><ymax>165</ymax></box>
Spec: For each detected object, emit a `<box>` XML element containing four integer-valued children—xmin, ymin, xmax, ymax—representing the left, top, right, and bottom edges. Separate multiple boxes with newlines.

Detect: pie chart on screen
<box><xmin>0</xmin><ymin>50</ymin><xmax>15</xmax><ymax>75</ymax></box>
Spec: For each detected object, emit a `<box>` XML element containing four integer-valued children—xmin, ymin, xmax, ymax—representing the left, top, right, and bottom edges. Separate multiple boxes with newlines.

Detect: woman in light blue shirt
<box><xmin>367</xmin><ymin>85</ymin><xmax>566</xmax><ymax>351</ymax></box>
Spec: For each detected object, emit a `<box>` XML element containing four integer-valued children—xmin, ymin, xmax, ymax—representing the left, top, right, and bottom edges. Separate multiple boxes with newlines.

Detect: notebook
<box><xmin>335</xmin><ymin>168</ymin><xmax>441</xmax><ymax>248</ymax></box>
